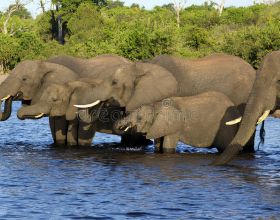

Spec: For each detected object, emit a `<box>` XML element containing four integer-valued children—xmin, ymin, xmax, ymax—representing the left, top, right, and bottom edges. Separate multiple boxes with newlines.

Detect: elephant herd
<box><xmin>0</xmin><ymin>51</ymin><xmax>279</xmax><ymax>165</ymax></box>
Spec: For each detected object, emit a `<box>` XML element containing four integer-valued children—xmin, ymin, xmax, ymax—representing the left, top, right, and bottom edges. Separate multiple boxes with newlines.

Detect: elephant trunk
<box><xmin>0</xmin><ymin>77</ymin><xmax>21</xmax><ymax>121</ymax></box>
<box><xmin>17</xmin><ymin>103</ymin><xmax>50</xmax><ymax>120</ymax></box>
<box><xmin>212</xmin><ymin>83</ymin><xmax>270</xmax><ymax>165</ymax></box>
<box><xmin>0</xmin><ymin>98</ymin><xmax>13</xmax><ymax>121</ymax></box>
<box><xmin>113</xmin><ymin>117</ymin><xmax>132</xmax><ymax>135</ymax></box>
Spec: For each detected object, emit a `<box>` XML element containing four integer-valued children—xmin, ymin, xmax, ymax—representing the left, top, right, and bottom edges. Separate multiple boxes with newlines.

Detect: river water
<box><xmin>0</xmin><ymin>102</ymin><xmax>279</xmax><ymax>219</ymax></box>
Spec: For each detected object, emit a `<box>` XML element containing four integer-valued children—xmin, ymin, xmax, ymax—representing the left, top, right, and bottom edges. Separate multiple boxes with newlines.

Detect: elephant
<box><xmin>114</xmin><ymin>91</ymin><xmax>241</xmax><ymax>153</ymax></box>
<box><xmin>212</xmin><ymin>50</ymin><xmax>280</xmax><ymax>165</ymax></box>
<box><xmin>0</xmin><ymin>54</ymin><xmax>131</xmax><ymax>145</ymax></box>
<box><xmin>75</xmin><ymin>54</ymin><xmax>256</xmax><ymax>151</ymax></box>
<box><xmin>17</xmin><ymin>79</ymin><xmax>151</xmax><ymax>146</ymax></box>
<box><xmin>0</xmin><ymin>54</ymin><xmax>131</xmax><ymax>121</ymax></box>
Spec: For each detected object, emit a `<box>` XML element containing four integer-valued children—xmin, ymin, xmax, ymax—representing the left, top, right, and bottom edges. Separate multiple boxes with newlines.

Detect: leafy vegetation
<box><xmin>0</xmin><ymin>0</ymin><xmax>279</xmax><ymax>73</ymax></box>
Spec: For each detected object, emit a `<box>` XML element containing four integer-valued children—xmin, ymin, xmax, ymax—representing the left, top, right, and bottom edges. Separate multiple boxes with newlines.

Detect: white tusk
<box><xmin>124</xmin><ymin>126</ymin><xmax>131</xmax><ymax>132</ymax></box>
<box><xmin>257</xmin><ymin>110</ymin><xmax>270</xmax><ymax>125</ymax></box>
<box><xmin>35</xmin><ymin>113</ymin><xmax>44</xmax><ymax>119</ymax></box>
<box><xmin>226</xmin><ymin>117</ymin><xmax>242</xmax><ymax>125</ymax></box>
<box><xmin>74</xmin><ymin>100</ymin><xmax>101</xmax><ymax>109</ymax></box>
<box><xmin>1</xmin><ymin>95</ymin><xmax>11</xmax><ymax>101</ymax></box>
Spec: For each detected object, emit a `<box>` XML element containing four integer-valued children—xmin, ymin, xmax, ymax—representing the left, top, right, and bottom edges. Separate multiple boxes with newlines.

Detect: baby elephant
<box><xmin>115</xmin><ymin>91</ymin><xmax>242</xmax><ymax>153</ymax></box>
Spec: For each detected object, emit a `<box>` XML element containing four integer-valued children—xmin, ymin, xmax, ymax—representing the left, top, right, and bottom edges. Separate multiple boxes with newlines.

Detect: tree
<box><xmin>218</xmin><ymin>0</ymin><xmax>225</xmax><ymax>16</ymax></box>
<box><xmin>173</xmin><ymin>0</ymin><xmax>187</xmax><ymax>27</ymax></box>
<box><xmin>39</xmin><ymin>0</ymin><xmax>47</xmax><ymax>13</ymax></box>
<box><xmin>1</xmin><ymin>0</ymin><xmax>32</xmax><ymax>35</ymax></box>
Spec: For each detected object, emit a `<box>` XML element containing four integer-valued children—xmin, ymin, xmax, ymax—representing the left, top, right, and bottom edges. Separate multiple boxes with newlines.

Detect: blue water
<box><xmin>0</xmin><ymin>102</ymin><xmax>279</xmax><ymax>219</ymax></box>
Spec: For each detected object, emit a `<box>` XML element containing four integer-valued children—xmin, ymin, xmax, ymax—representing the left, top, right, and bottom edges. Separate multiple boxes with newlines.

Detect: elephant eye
<box><xmin>22</xmin><ymin>77</ymin><xmax>28</xmax><ymax>81</ymax></box>
<box><xmin>52</xmin><ymin>97</ymin><xmax>58</xmax><ymax>102</ymax></box>
<box><xmin>112</xmin><ymin>79</ymin><xmax>118</xmax><ymax>85</ymax></box>
<box><xmin>137</xmin><ymin>115</ymin><xmax>142</xmax><ymax>121</ymax></box>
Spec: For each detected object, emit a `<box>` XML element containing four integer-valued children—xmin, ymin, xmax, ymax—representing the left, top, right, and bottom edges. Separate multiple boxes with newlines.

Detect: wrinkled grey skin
<box><xmin>76</xmin><ymin>62</ymin><xmax>179</xmax><ymax>114</ymax></box>
<box><xmin>213</xmin><ymin>50</ymin><xmax>280</xmax><ymax>165</ymax></box>
<box><xmin>77</xmin><ymin>54</ymin><xmax>256</xmax><ymax>150</ymax></box>
<box><xmin>150</xmin><ymin>54</ymin><xmax>256</xmax><ymax>113</ymax></box>
<box><xmin>0</xmin><ymin>54</ymin><xmax>130</xmax><ymax>146</ymax></box>
<box><xmin>115</xmin><ymin>92</ymin><xmax>241</xmax><ymax>153</ymax></box>
<box><xmin>0</xmin><ymin>54</ymin><xmax>129</xmax><ymax>121</ymax></box>
<box><xmin>17</xmin><ymin>79</ymin><xmax>151</xmax><ymax>146</ymax></box>
<box><xmin>17</xmin><ymin>80</ymin><xmax>124</xmax><ymax>146</ymax></box>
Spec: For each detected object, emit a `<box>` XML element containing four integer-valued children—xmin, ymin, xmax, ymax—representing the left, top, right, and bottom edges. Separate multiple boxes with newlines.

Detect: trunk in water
<box><xmin>212</xmin><ymin>92</ymin><xmax>264</xmax><ymax>165</ymax></box>
<box><xmin>0</xmin><ymin>97</ymin><xmax>12</xmax><ymax>121</ymax></box>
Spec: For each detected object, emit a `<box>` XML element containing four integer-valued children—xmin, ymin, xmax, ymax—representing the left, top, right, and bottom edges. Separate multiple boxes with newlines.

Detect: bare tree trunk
<box><xmin>176</xmin><ymin>10</ymin><xmax>180</xmax><ymax>28</ymax></box>
<box><xmin>218</xmin><ymin>0</ymin><xmax>225</xmax><ymax>16</ymax></box>
<box><xmin>2</xmin><ymin>5</ymin><xmax>19</xmax><ymax>35</ymax></box>
<box><xmin>173</xmin><ymin>0</ymin><xmax>187</xmax><ymax>28</ymax></box>
<box><xmin>55</xmin><ymin>2</ymin><xmax>64</xmax><ymax>44</ymax></box>
<box><xmin>2</xmin><ymin>0</ymin><xmax>33</xmax><ymax>35</ymax></box>
<box><xmin>0</xmin><ymin>62</ymin><xmax>4</xmax><ymax>75</ymax></box>
<box><xmin>39</xmin><ymin>0</ymin><xmax>46</xmax><ymax>13</ymax></box>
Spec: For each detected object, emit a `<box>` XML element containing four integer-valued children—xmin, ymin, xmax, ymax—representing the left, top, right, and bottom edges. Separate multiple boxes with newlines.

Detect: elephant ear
<box><xmin>146</xmin><ymin>103</ymin><xmax>182</xmax><ymax>139</ymax></box>
<box><xmin>65</xmin><ymin>81</ymin><xmax>95</xmax><ymax>121</ymax></box>
<box><xmin>126</xmin><ymin>63</ymin><xmax>178</xmax><ymax>111</ymax></box>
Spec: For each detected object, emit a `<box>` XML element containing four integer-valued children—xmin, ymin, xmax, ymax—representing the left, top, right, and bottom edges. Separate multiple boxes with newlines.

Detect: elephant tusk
<box><xmin>35</xmin><ymin>113</ymin><xmax>44</xmax><ymax>119</ymax></box>
<box><xmin>74</xmin><ymin>100</ymin><xmax>101</xmax><ymax>109</ymax></box>
<box><xmin>1</xmin><ymin>95</ymin><xmax>11</xmax><ymax>101</ymax></box>
<box><xmin>226</xmin><ymin>117</ymin><xmax>242</xmax><ymax>125</ymax></box>
<box><xmin>124</xmin><ymin>126</ymin><xmax>131</xmax><ymax>132</ymax></box>
<box><xmin>257</xmin><ymin>110</ymin><xmax>270</xmax><ymax>125</ymax></box>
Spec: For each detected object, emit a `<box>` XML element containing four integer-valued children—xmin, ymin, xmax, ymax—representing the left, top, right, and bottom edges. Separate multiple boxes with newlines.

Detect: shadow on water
<box><xmin>0</xmin><ymin>102</ymin><xmax>279</xmax><ymax>219</ymax></box>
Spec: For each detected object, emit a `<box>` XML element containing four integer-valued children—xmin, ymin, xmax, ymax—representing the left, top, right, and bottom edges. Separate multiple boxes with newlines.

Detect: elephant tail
<box><xmin>257</xmin><ymin>121</ymin><xmax>266</xmax><ymax>150</ymax></box>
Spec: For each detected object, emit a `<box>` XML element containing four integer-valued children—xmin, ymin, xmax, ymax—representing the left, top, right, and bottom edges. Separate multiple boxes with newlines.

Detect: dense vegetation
<box><xmin>0</xmin><ymin>0</ymin><xmax>279</xmax><ymax>73</ymax></box>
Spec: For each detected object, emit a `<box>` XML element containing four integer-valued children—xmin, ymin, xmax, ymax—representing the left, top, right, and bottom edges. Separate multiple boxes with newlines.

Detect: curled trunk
<box><xmin>212</xmin><ymin>84</ymin><xmax>266</xmax><ymax>165</ymax></box>
<box><xmin>17</xmin><ymin>103</ymin><xmax>50</xmax><ymax>120</ymax></box>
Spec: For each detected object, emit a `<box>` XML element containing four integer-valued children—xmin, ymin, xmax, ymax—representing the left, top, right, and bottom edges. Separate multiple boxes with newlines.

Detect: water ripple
<box><xmin>0</xmin><ymin>103</ymin><xmax>279</xmax><ymax>219</ymax></box>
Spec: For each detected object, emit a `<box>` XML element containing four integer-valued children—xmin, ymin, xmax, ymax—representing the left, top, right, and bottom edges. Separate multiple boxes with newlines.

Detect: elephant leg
<box><xmin>67</xmin><ymin>119</ymin><xmax>78</xmax><ymax>146</ymax></box>
<box><xmin>154</xmin><ymin>137</ymin><xmax>164</xmax><ymax>153</ymax></box>
<box><xmin>49</xmin><ymin>116</ymin><xmax>67</xmax><ymax>146</ymax></box>
<box><xmin>162</xmin><ymin>134</ymin><xmax>179</xmax><ymax>153</ymax></box>
<box><xmin>78</xmin><ymin>121</ymin><xmax>96</xmax><ymax>147</ymax></box>
<box><xmin>49</xmin><ymin>116</ymin><xmax>56</xmax><ymax>143</ymax></box>
<box><xmin>242</xmin><ymin>130</ymin><xmax>256</xmax><ymax>153</ymax></box>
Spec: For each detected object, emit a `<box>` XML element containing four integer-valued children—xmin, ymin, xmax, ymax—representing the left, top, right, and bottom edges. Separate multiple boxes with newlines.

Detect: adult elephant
<box><xmin>0</xmin><ymin>54</ymin><xmax>131</xmax><ymax>145</ymax></box>
<box><xmin>74</xmin><ymin>54</ymin><xmax>256</xmax><ymax>150</ymax></box>
<box><xmin>212</xmin><ymin>50</ymin><xmax>280</xmax><ymax>165</ymax></box>
<box><xmin>149</xmin><ymin>54</ymin><xmax>255</xmax><ymax>114</ymax></box>
<box><xmin>17</xmin><ymin>79</ymin><xmax>150</xmax><ymax>146</ymax></box>
<box><xmin>0</xmin><ymin>54</ymin><xmax>130</xmax><ymax>121</ymax></box>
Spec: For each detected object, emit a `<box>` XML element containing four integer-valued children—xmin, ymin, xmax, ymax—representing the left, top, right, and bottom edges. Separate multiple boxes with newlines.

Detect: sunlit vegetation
<box><xmin>0</xmin><ymin>0</ymin><xmax>279</xmax><ymax>73</ymax></box>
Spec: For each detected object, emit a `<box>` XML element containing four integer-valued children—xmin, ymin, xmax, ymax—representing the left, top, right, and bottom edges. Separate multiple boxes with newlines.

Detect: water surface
<box><xmin>0</xmin><ymin>102</ymin><xmax>279</xmax><ymax>219</ymax></box>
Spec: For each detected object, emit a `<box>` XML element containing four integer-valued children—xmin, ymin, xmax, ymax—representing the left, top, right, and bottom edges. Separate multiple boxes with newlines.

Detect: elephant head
<box><xmin>114</xmin><ymin>99</ymin><xmax>183</xmax><ymax>139</ymax></box>
<box><xmin>114</xmin><ymin>105</ymin><xmax>155</xmax><ymax>134</ymax></box>
<box><xmin>0</xmin><ymin>60</ymin><xmax>77</xmax><ymax>121</ymax></box>
<box><xmin>17</xmin><ymin>79</ymin><xmax>102</xmax><ymax>121</ymax></box>
<box><xmin>213</xmin><ymin>50</ymin><xmax>280</xmax><ymax>165</ymax></box>
<box><xmin>74</xmin><ymin>62</ymin><xmax>178</xmax><ymax>122</ymax></box>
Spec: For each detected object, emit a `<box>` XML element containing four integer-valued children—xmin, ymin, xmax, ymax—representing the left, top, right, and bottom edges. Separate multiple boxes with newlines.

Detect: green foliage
<box><xmin>221</xmin><ymin>20</ymin><xmax>280</xmax><ymax>68</ymax></box>
<box><xmin>35</xmin><ymin>12</ymin><xmax>54</xmax><ymax>42</ymax></box>
<box><xmin>0</xmin><ymin>1</ymin><xmax>279</xmax><ymax>73</ymax></box>
<box><xmin>0</xmin><ymin>34</ymin><xmax>20</xmax><ymax>72</ymax></box>
<box><xmin>9</xmin><ymin>4</ymin><xmax>32</xmax><ymax>19</ymax></box>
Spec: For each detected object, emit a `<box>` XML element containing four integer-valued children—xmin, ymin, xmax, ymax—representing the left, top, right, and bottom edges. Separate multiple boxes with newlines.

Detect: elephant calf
<box><xmin>115</xmin><ymin>91</ymin><xmax>242</xmax><ymax>153</ymax></box>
